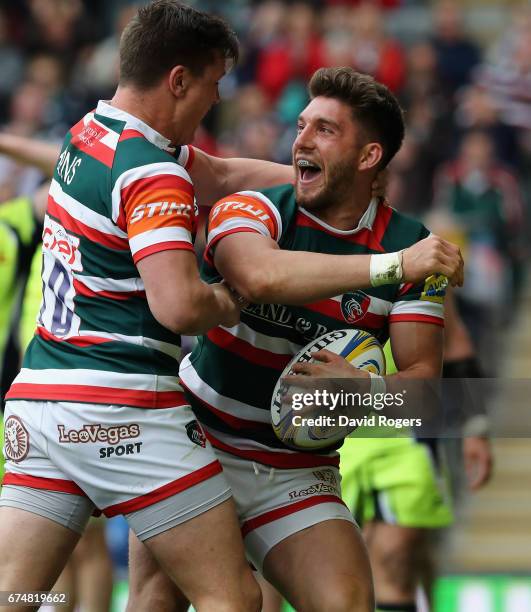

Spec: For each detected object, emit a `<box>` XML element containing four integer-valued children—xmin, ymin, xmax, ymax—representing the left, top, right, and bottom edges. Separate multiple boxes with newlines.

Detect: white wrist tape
<box><xmin>369</xmin><ymin>372</ymin><xmax>386</xmax><ymax>396</ymax></box>
<box><xmin>369</xmin><ymin>251</ymin><xmax>404</xmax><ymax>286</ymax></box>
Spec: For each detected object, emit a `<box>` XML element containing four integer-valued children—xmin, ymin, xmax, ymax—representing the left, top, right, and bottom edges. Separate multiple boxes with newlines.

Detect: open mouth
<box><xmin>297</xmin><ymin>159</ymin><xmax>322</xmax><ymax>184</ymax></box>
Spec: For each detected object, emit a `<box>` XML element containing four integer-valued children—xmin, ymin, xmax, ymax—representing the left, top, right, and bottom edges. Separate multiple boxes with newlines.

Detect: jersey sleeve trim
<box><xmin>176</xmin><ymin>145</ymin><xmax>195</xmax><ymax>171</ymax></box>
<box><xmin>389</xmin><ymin>298</ymin><xmax>444</xmax><ymax>327</ymax></box>
<box><xmin>203</xmin><ymin>227</ymin><xmax>264</xmax><ymax>266</ymax></box>
<box><xmin>388</xmin><ymin>313</ymin><xmax>444</xmax><ymax>327</ymax></box>
<box><xmin>205</xmin><ymin>190</ymin><xmax>282</xmax><ymax>265</ymax></box>
<box><xmin>111</xmin><ymin>161</ymin><xmax>193</xmax><ymax>226</ymax></box>
<box><xmin>236</xmin><ymin>190</ymin><xmax>283</xmax><ymax>239</ymax></box>
<box><xmin>133</xmin><ymin>241</ymin><xmax>194</xmax><ymax>264</ymax></box>
<box><xmin>129</xmin><ymin>226</ymin><xmax>193</xmax><ymax>264</ymax></box>
<box><xmin>209</xmin><ymin>217</ymin><xmax>272</xmax><ymax>245</ymax></box>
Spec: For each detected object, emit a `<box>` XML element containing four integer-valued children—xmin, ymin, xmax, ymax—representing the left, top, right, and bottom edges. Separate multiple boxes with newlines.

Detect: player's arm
<box><xmin>187</xmin><ymin>147</ymin><xmax>293</xmax><ymax>208</ymax></box>
<box><xmin>187</xmin><ymin>148</ymin><xmax>389</xmax><ymax>209</ymax></box>
<box><xmin>214</xmin><ymin>232</ymin><xmax>462</xmax><ymax>304</ymax></box>
<box><xmin>388</xmin><ymin>321</ymin><xmax>443</xmax><ymax>380</ymax></box>
<box><xmin>378</xmin><ymin>276</ymin><xmax>446</xmax><ymax>403</ymax></box>
<box><xmin>138</xmin><ymin>250</ymin><xmax>239</xmax><ymax>335</ymax></box>
<box><xmin>291</xmin><ymin>322</ymin><xmax>443</xmax><ymax>389</ymax></box>
<box><xmin>0</xmin><ymin>133</ymin><xmax>60</xmax><ymax>177</ymax></box>
<box><xmin>300</xmin><ymin>321</ymin><xmax>444</xmax><ymax>418</ymax></box>
<box><xmin>120</xmin><ymin>160</ymin><xmax>241</xmax><ymax>335</ymax></box>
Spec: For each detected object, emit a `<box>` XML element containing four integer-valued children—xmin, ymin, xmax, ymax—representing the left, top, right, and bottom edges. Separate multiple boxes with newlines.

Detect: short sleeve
<box><xmin>117</xmin><ymin>162</ymin><xmax>197</xmax><ymax>264</ymax></box>
<box><xmin>389</xmin><ymin>274</ymin><xmax>447</xmax><ymax>327</ymax></box>
<box><xmin>205</xmin><ymin>190</ymin><xmax>282</xmax><ymax>263</ymax></box>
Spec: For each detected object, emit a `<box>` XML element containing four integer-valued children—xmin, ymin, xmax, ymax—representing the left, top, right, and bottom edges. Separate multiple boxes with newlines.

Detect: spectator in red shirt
<box><xmin>325</xmin><ymin>2</ymin><xmax>406</xmax><ymax>93</ymax></box>
<box><xmin>257</xmin><ymin>2</ymin><xmax>326</xmax><ymax>102</ymax></box>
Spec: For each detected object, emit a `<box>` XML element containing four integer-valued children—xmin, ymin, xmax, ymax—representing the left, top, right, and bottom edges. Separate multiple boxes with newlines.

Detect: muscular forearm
<box><xmin>217</xmin><ymin>231</ymin><xmax>462</xmax><ymax>306</ymax></box>
<box><xmin>140</xmin><ymin>251</ymin><xmax>238</xmax><ymax>336</ymax></box>
<box><xmin>171</xmin><ymin>283</ymin><xmax>236</xmax><ymax>335</ymax></box>
<box><xmin>0</xmin><ymin>134</ymin><xmax>60</xmax><ymax>177</ymax></box>
<box><xmin>222</xmin><ymin>157</ymin><xmax>293</xmax><ymax>194</ymax></box>
<box><xmin>189</xmin><ymin>149</ymin><xmax>292</xmax><ymax>207</ymax></box>
<box><xmin>225</xmin><ymin>249</ymin><xmax>374</xmax><ymax>304</ymax></box>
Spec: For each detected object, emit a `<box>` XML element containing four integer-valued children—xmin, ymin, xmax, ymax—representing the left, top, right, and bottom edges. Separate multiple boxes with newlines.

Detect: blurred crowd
<box><xmin>0</xmin><ymin>0</ymin><xmax>530</xmax><ymax>384</ymax></box>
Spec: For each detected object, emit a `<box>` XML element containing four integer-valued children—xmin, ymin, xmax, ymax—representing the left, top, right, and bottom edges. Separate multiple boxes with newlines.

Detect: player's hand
<box><xmin>282</xmin><ymin>351</ymin><xmax>372</xmax><ymax>419</ymax></box>
<box><xmin>290</xmin><ymin>350</ymin><xmax>370</xmax><ymax>380</ymax></box>
<box><xmin>212</xmin><ymin>282</ymin><xmax>243</xmax><ymax>328</ymax></box>
<box><xmin>402</xmin><ymin>235</ymin><xmax>464</xmax><ymax>287</ymax></box>
<box><xmin>371</xmin><ymin>169</ymin><xmax>388</xmax><ymax>199</ymax></box>
<box><xmin>463</xmin><ymin>436</ymin><xmax>493</xmax><ymax>491</ymax></box>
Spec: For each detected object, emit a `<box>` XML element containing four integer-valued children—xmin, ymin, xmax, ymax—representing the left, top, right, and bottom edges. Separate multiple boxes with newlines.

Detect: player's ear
<box><xmin>168</xmin><ymin>65</ymin><xmax>187</xmax><ymax>99</ymax></box>
<box><xmin>358</xmin><ymin>142</ymin><xmax>383</xmax><ymax>172</ymax></box>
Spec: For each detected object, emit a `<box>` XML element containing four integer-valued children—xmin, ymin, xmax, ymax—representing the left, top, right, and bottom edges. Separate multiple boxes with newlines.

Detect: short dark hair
<box><xmin>308</xmin><ymin>67</ymin><xmax>405</xmax><ymax>168</ymax></box>
<box><xmin>119</xmin><ymin>0</ymin><xmax>239</xmax><ymax>89</ymax></box>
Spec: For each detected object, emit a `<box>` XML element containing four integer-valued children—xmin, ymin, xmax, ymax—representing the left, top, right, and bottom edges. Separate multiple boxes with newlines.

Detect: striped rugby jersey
<box><xmin>7</xmin><ymin>101</ymin><xmax>196</xmax><ymax>409</ymax></box>
<box><xmin>179</xmin><ymin>183</ymin><xmax>446</xmax><ymax>468</ymax></box>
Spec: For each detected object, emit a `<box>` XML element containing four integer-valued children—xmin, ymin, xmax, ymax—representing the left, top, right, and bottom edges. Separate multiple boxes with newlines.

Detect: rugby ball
<box><xmin>271</xmin><ymin>329</ymin><xmax>385</xmax><ymax>450</ymax></box>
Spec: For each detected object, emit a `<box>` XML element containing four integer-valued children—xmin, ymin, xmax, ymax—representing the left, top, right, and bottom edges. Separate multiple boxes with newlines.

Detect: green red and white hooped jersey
<box><xmin>179</xmin><ymin>183</ymin><xmax>446</xmax><ymax>468</ymax></box>
<box><xmin>7</xmin><ymin>101</ymin><xmax>196</xmax><ymax>409</ymax></box>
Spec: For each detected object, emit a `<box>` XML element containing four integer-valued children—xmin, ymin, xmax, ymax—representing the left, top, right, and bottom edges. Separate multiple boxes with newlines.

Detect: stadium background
<box><xmin>0</xmin><ymin>0</ymin><xmax>529</xmax><ymax>610</ymax></box>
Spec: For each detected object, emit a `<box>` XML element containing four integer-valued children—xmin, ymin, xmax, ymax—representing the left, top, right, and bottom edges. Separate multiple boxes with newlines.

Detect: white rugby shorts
<box><xmin>1</xmin><ymin>400</ymin><xmax>230</xmax><ymax>532</ymax></box>
<box><xmin>214</xmin><ymin>449</ymin><xmax>356</xmax><ymax>571</ymax></box>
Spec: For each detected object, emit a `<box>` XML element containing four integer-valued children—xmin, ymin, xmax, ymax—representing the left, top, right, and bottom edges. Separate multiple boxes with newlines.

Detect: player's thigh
<box><xmin>219</xmin><ymin>455</ymin><xmax>373</xmax><ymax>611</ymax></box>
<box><xmin>1</xmin><ymin>402</ymin><xmax>95</xmax><ymax>600</ymax></box>
<box><xmin>257</xmin><ymin>574</ymin><xmax>283</xmax><ymax>612</ymax></box>
<box><xmin>366</xmin><ymin>522</ymin><xmax>428</xmax><ymax>594</ymax></box>
<box><xmin>73</xmin><ymin>517</ymin><xmax>107</xmax><ymax>559</ymax></box>
<box><xmin>135</xmin><ymin>497</ymin><xmax>260</xmax><ymax>610</ymax></box>
<box><xmin>263</xmin><ymin>519</ymin><xmax>374</xmax><ymax>612</ymax></box>
<box><xmin>127</xmin><ymin>531</ymin><xmax>188</xmax><ymax>612</ymax></box>
<box><xmin>0</xmin><ymin>506</ymin><xmax>81</xmax><ymax>608</ymax></box>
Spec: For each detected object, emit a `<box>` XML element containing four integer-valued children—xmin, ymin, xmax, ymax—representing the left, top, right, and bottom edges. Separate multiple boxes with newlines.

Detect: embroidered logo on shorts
<box><xmin>288</xmin><ymin>482</ymin><xmax>339</xmax><ymax>500</ymax></box>
<box><xmin>185</xmin><ymin>420</ymin><xmax>206</xmax><ymax>448</ymax></box>
<box><xmin>4</xmin><ymin>416</ymin><xmax>30</xmax><ymax>463</ymax></box>
<box><xmin>312</xmin><ymin>469</ymin><xmax>338</xmax><ymax>487</ymax></box>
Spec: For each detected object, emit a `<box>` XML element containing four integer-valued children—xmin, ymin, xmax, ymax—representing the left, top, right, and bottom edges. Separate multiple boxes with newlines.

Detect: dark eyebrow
<box><xmin>297</xmin><ymin>115</ymin><xmax>340</xmax><ymax>130</ymax></box>
<box><xmin>316</xmin><ymin>117</ymin><xmax>340</xmax><ymax>130</ymax></box>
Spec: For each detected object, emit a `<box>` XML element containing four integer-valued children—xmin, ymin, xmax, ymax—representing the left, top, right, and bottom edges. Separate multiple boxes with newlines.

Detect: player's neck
<box><xmin>110</xmin><ymin>86</ymin><xmax>175</xmax><ymax>142</ymax></box>
<box><xmin>314</xmin><ymin>184</ymin><xmax>373</xmax><ymax>231</ymax></box>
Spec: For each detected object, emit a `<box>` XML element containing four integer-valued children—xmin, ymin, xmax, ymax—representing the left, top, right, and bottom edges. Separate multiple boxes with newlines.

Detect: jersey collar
<box><xmin>299</xmin><ymin>197</ymin><xmax>379</xmax><ymax>235</ymax></box>
<box><xmin>95</xmin><ymin>100</ymin><xmax>175</xmax><ymax>153</ymax></box>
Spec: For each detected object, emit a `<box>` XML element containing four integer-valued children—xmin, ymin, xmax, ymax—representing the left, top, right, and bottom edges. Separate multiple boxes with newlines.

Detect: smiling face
<box><xmin>293</xmin><ymin>96</ymin><xmax>366</xmax><ymax>211</ymax></box>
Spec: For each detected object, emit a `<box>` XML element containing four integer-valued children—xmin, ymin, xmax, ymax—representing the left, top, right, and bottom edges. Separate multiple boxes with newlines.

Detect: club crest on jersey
<box><xmin>186</xmin><ymin>420</ymin><xmax>206</xmax><ymax>448</ymax></box>
<box><xmin>4</xmin><ymin>416</ymin><xmax>30</xmax><ymax>463</ymax></box>
<box><xmin>341</xmin><ymin>291</ymin><xmax>370</xmax><ymax>324</ymax></box>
